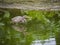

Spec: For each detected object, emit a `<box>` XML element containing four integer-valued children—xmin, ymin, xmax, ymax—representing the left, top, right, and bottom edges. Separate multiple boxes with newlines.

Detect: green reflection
<box><xmin>0</xmin><ymin>8</ymin><xmax>60</xmax><ymax>45</ymax></box>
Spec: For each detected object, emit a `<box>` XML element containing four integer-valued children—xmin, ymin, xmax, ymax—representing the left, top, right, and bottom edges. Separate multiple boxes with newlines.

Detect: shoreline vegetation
<box><xmin>0</xmin><ymin>3</ymin><xmax>60</xmax><ymax>10</ymax></box>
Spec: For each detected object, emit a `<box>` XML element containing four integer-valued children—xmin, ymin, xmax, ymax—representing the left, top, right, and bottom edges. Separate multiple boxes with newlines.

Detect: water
<box><xmin>32</xmin><ymin>38</ymin><xmax>56</xmax><ymax>45</ymax></box>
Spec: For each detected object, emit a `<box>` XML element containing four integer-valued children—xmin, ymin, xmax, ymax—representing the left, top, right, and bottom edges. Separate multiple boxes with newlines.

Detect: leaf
<box><xmin>26</xmin><ymin>10</ymin><xmax>50</xmax><ymax>23</ymax></box>
<box><xmin>0</xmin><ymin>23</ymin><xmax>5</xmax><ymax>26</ymax></box>
<box><xmin>45</xmin><ymin>11</ymin><xmax>55</xmax><ymax>18</ymax></box>
<box><xmin>4</xmin><ymin>11</ymin><xmax>10</xmax><ymax>18</ymax></box>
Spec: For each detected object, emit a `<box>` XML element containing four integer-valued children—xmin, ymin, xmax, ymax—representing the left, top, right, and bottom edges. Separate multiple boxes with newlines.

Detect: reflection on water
<box><xmin>32</xmin><ymin>38</ymin><xmax>56</xmax><ymax>45</ymax></box>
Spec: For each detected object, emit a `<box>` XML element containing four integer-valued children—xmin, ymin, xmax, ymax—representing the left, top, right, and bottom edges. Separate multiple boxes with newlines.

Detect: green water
<box><xmin>0</xmin><ymin>8</ymin><xmax>60</xmax><ymax>45</ymax></box>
